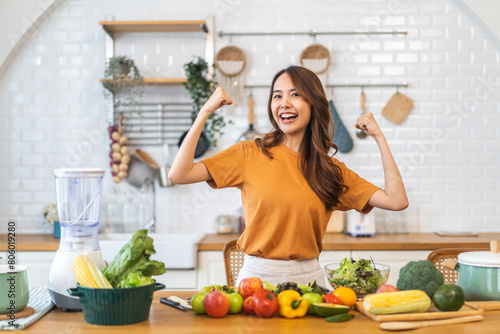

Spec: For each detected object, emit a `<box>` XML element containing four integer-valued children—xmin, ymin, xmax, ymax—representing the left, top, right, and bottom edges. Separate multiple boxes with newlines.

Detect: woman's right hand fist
<box><xmin>200</xmin><ymin>87</ymin><xmax>233</xmax><ymax>115</ymax></box>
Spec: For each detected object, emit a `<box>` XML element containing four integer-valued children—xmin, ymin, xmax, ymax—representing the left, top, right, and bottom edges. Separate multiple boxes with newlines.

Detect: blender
<box><xmin>48</xmin><ymin>168</ymin><xmax>106</xmax><ymax>310</ymax></box>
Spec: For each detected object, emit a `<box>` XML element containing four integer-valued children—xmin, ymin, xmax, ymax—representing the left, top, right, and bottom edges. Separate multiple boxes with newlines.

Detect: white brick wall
<box><xmin>0</xmin><ymin>0</ymin><xmax>499</xmax><ymax>234</ymax></box>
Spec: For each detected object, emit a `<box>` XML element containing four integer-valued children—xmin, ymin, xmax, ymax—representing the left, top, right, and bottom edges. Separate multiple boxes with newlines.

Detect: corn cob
<box><xmin>72</xmin><ymin>255</ymin><xmax>112</xmax><ymax>289</ymax></box>
<box><xmin>363</xmin><ymin>290</ymin><xmax>431</xmax><ymax>315</ymax></box>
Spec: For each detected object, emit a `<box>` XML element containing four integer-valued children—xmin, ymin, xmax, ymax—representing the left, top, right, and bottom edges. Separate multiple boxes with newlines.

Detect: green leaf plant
<box><xmin>102</xmin><ymin>56</ymin><xmax>144</xmax><ymax>110</ymax></box>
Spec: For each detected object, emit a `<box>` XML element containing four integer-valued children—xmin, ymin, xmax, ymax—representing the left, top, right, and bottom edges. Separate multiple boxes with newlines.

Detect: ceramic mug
<box><xmin>0</xmin><ymin>265</ymin><xmax>29</xmax><ymax>314</ymax></box>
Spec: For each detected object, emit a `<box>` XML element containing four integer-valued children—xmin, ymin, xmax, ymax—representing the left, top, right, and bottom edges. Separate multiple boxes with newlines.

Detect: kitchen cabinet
<box><xmin>197</xmin><ymin>251</ymin><xmax>227</xmax><ymax>288</ymax></box>
<box><xmin>155</xmin><ymin>269</ymin><xmax>197</xmax><ymax>290</ymax></box>
<box><xmin>196</xmin><ymin>250</ymin><xmax>351</xmax><ymax>289</ymax></box>
<box><xmin>0</xmin><ymin>251</ymin><xmax>6</xmax><ymax>266</ymax></box>
<box><xmin>351</xmin><ymin>250</ymin><xmax>430</xmax><ymax>286</ymax></box>
<box><xmin>13</xmin><ymin>250</ymin><xmax>197</xmax><ymax>290</ymax></box>
<box><xmin>15</xmin><ymin>251</ymin><xmax>56</xmax><ymax>288</ymax></box>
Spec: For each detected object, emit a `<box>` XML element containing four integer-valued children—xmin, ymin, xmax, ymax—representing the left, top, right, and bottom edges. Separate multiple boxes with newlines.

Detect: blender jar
<box><xmin>48</xmin><ymin>168</ymin><xmax>106</xmax><ymax>310</ymax></box>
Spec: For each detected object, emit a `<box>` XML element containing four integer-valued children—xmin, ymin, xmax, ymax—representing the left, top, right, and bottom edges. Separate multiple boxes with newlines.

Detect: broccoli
<box><xmin>396</xmin><ymin>260</ymin><xmax>444</xmax><ymax>298</ymax></box>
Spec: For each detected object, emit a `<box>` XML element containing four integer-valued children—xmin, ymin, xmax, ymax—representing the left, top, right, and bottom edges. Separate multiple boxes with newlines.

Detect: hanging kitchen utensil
<box><xmin>159</xmin><ymin>143</ymin><xmax>174</xmax><ymax>187</ymax></box>
<box><xmin>126</xmin><ymin>155</ymin><xmax>156</xmax><ymax>189</ymax></box>
<box><xmin>329</xmin><ymin>100</ymin><xmax>353</xmax><ymax>153</ymax></box>
<box><xmin>135</xmin><ymin>149</ymin><xmax>160</xmax><ymax>169</ymax></box>
<box><xmin>238</xmin><ymin>92</ymin><xmax>262</xmax><ymax>142</ymax></box>
<box><xmin>300</xmin><ymin>44</ymin><xmax>330</xmax><ymax>74</ymax></box>
<box><xmin>300</xmin><ymin>43</ymin><xmax>330</xmax><ymax>85</ymax></box>
<box><xmin>215</xmin><ymin>45</ymin><xmax>246</xmax><ymax>109</ymax></box>
<box><xmin>356</xmin><ymin>90</ymin><xmax>368</xmax><ymax>139</ymax></box>
<box><xmin>178</xmin><ymin>131</ymin><xmax>210</xmax><ymax>158</ymax></box>
<box><xmin>382</xmin><ymin>90</ymin><xmax>414</xmax><ymax>124</ymax></box>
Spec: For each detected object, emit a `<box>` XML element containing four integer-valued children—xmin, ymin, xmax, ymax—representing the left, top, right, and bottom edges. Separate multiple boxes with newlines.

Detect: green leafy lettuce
<box><xmin>103</xmin><ymin>229</ymin><xmax>166</xmax><ymax>288</ymax></box>
<box><xmin>117</xmin><ymin>272</ymin><xmax>155</xmax><ymax>288</ymax></box>
<box><xmin>328</xmin><ymin>258</ymin><xmax>381</xmax><ymax>294</ymax></box>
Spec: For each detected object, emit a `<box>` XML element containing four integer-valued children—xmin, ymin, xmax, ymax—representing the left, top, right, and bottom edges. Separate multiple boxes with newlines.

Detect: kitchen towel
<box><xmin>329</xmin><ymin>100</ymin><xmax>354</xmax><ymax>153</ymax></box>
<box><xmin>0</xmin><ymin>287</ymin><xmax>55</xmax><ymax>330</ymax></box>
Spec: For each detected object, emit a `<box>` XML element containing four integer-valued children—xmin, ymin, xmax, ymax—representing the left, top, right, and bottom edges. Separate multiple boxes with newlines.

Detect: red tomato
<box><xmin>322</xmin><ymin>293</ymin><xmax>342</xmax><ymax>305</ymax></box>
<box><xmin>252</xmin><ymin>289</ymin><xmax>278</xmax><ymax>318</ymax></box>
<box><xmin>243</xmin><ymin>296</ymin><xmax>254</xmax><ymax>314</ymax></box>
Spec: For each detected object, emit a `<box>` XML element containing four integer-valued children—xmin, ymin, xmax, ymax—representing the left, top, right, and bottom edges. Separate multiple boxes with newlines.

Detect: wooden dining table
<box><xmin>20</xmin><ymin>291</ymin><xmax>500</xmax><ymax>334</ymax></box>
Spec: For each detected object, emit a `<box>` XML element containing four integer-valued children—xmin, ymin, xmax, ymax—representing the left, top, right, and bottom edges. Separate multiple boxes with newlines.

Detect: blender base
<box><xmin>49</xmin><ymin>289</ymin><xmax>82</xmax><ymax>311</ymax></box>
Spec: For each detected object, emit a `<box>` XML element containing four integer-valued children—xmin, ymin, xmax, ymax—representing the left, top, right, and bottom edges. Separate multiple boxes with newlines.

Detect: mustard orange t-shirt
<box><xmin>201</xmin><ymin>141</ymin><xmax>379</xmax><ymax>260</ymax></box>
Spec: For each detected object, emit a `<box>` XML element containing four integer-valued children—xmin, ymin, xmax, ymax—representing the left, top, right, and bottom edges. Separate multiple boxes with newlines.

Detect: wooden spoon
<box><xmin>135</xmin><ymin>149</ymin><xmax>160</xmax><ymax>169</ymax></box>
<box><xmin>380</xmin><ymin>315</ymin><xmax>484</xmax><ymax>331</ymax></box>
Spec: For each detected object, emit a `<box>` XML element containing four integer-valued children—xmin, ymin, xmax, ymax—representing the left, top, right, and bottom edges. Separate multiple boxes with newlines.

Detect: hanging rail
<box><xmin>245</xmin><ymin>82</ymin><xmax>408</xmax><ymax>89</ymax></box>
<box><xmin>219</xmin><ymin>30</ymin><xmax>408</xmax><ymax>38</ymax></box>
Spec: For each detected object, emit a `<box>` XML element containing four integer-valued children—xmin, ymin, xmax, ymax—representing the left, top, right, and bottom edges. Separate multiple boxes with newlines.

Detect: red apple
<box><xmin>238</xmin><ymin>277</ymin><xmax>263</xmax><ymax>299</ymax></box>
<box><xmin>376</xmin><ymin>284</ymin><xmax>399</xmax><ymax>293</ymax></box>
<box><xmin>243</xmin><ymin>296</ymin><xmax>254</xmax><ymax>314</ymax></box>
<box><xmin>203</xmin><ymin>291</ymin><xmax>230</xmax><ymax>318</ymax></box>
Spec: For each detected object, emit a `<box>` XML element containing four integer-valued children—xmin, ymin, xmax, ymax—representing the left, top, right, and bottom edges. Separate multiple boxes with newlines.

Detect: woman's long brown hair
<box><xmin>255</xmin><ymin>66</ymin><xmax>347</xmax><ymax>211</ymax></box>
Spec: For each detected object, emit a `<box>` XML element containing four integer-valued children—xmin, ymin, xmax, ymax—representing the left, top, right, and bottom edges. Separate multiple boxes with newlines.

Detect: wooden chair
<box><xmin>427</xmin><ymin>248</ymin><xmax>487</xmax><ymax>284</ymax></box>
<box><xmin>223</xmin><ymin>239</ymin><xmax>245</xmax><ymax>287</ymax></box>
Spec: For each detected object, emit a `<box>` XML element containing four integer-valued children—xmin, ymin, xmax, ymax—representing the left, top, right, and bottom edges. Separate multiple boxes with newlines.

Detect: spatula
<box><xmin>380</xmin><ymin>315</ymin><xmax>484</xmax><ymax>331</ymax></box>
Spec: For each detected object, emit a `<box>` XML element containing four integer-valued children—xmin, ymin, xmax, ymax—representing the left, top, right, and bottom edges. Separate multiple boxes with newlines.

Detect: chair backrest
<box><xmin>223</xmin><ymin>239</ymin><xmax>245</xmax><ymax>287</ymax></box>
<box><xmin>427</xmin><ymin>248</ymin><xmax>487</xmax><ymax>284</ymax></box>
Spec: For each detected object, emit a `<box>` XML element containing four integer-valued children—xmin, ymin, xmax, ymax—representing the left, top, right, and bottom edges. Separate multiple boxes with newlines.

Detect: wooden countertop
<box><xmin>197</xmin><ymin>233</ymin><xmax>498</xmax><ymax>251</ymax></box>
<box><xmin>1</xmin><ymin>233</ymin><xmax>498</xmax><ymax>252</ymax></box>
<box><xmin>20</xmin><ymin>291</ymin><xmax>500</xmax><ymax>333</ymax></box>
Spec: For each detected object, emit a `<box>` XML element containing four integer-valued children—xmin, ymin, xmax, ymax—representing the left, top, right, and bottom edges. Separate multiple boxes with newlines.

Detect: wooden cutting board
<box><xmin>355</xmin><ymin>301</ymin><xmax>483</xmax><ymax>322</ymax></box>
<box><xmin>382</xmin><ymin>92</ymin><xmax>413</xmax><ymax>124</ymax></box>
<box><xmin>468</xmin><ymin>301</ymin><xmax>500</xmax><ymax>311</ymax></box>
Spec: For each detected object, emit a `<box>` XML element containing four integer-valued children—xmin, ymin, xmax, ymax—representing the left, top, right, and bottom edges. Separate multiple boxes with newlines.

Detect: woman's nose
<box><xmin>281</xmin><ymin>95</ymin><xmax>290</xmax><ymax>108</ymax></box>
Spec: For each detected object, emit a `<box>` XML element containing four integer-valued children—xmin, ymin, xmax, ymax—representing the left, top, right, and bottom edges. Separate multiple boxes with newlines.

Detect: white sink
<box><xmin>98</xmin><ymin>233</ymin><xmax>205</xmax><ymax>269</ymax></box>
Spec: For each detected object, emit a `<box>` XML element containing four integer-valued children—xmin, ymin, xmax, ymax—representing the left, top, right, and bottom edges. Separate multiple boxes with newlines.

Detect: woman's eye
<box><xmin>273</xmin><ymin>94</ymin><xmax>281</xmax><ymax>99</ymax></box>
<box><xmin>292</xmin><ymin>92</ymin><xmax>299</xmax><ymax>97</ymax></box>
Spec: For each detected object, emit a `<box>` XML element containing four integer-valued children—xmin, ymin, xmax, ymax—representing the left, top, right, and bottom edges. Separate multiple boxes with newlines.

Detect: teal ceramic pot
<box><xmin>67</xmin><ymin>282</ymin><xmax>165</xmax><ymax>325</ymax></box>
<box><xmin>454</xmin><ymin>250</ymin><xmax>500</xmax><ymax>301</ymax></box>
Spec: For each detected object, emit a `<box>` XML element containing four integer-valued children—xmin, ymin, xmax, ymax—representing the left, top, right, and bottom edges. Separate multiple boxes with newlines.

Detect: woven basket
<box><xmin>300</xmin><ymin>44</ymin><xmax>331</xmax><ymax>74</ymax></box>
<box><xmin>216</xmin><ymin>45</ymin><xmax>246</xmax><ymax>76</ymax></box>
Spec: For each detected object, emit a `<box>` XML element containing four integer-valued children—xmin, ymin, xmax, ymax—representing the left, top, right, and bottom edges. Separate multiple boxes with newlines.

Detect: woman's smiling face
<box><xmin>271</xmin><ymin>73</ymin><xmax>311</xmax><ymax>144</ymax></box>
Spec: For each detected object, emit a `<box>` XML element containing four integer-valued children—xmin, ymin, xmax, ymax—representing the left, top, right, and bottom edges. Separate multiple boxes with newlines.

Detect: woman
<box><xmin>169</xmin><ymin>66</ymin><xmax>408</xmax><ymax>287</ymax></box>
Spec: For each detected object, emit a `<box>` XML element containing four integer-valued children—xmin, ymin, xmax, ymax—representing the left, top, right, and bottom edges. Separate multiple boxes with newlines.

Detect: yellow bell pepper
<box><xmin>277</xmin><ymin>290</ymin><xmax>308</xmax><ymax>318</ymax></box>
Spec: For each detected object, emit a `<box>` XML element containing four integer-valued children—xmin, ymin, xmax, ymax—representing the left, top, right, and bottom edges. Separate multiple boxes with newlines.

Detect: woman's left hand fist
<box><xmin>355</xmin><ymin>112</ymin><xmax>382</xmax><ymax>138</ymax></box>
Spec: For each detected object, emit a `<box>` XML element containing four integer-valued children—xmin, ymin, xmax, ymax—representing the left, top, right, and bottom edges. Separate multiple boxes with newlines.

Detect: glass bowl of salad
<box><xmin>324</xmin><ymin>258</ymin><xmax>390</xmax><ymax>296</ymax></box>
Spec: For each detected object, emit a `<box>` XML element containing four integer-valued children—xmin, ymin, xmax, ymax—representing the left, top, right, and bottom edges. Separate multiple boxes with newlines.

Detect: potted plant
<box><xmin>102</xmin><ymin>55</ymin><xmax>144</xmax><ymax>108</ymax></box>
<box><xmin>42</xmin><ymin>203</ymin><xmax>60</xmax><ymax>238</ymax></box>
<box><xmin>183</xmin><ymin>56</ymin><xmax>229</xmax><ymax>148</ymax></box>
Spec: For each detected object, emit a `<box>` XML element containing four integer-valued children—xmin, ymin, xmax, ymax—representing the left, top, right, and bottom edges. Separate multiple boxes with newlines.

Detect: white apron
<box><xmin>235</xmin><ymin>254</ymin><xmax>327</xmax><ymax>288</ymax></box>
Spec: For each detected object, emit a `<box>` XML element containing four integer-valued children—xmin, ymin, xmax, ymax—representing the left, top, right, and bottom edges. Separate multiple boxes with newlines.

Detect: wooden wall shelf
<box><xmin>99</xmin><ymin>20</ymin><xmax>207</xmax><ymax>37</ymax></box>
<box><xmin>100</xmin><ymin>78</ymin><xmax>187</xmax><ymax>86</ymax></box>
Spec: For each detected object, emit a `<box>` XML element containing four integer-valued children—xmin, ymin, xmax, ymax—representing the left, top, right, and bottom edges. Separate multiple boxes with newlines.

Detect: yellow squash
<box><xmin>363</xmin><ymin>290</ymin><xmax>431</xmax><ymax>315</ymax></box>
